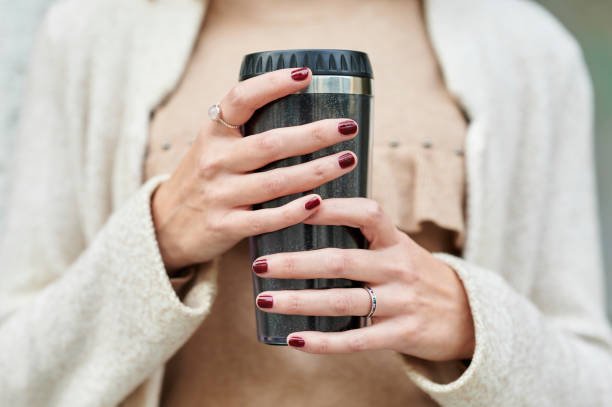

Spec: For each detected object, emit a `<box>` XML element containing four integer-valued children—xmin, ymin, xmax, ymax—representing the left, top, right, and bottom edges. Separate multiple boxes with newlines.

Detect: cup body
<box><xmin>239</xmin><ymin>50</ymin><xmax>373</xmax><ymax>345</ymax></box>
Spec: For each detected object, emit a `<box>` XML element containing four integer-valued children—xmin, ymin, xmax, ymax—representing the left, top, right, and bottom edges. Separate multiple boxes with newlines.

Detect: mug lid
<box><xmin>239</xmin><ymin>49</ymin><xmax>373</xmax><ymax>80</ymax></box>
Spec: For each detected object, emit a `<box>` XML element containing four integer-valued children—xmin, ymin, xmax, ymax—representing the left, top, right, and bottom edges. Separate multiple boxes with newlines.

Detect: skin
<box><xmin>152</xmin><ymin>67</ymin><xmax>475</xmax><ymax>362</ymax></box>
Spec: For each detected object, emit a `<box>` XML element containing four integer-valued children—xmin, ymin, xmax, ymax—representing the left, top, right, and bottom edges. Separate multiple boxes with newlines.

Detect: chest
<box><xmin>146</xmin><ymin>0</ymin><xmax>466</xmax><ymax>182</ymax></box>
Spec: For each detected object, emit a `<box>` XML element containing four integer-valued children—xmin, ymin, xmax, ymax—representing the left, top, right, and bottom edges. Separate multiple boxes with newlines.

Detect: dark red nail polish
<box><xmin>338</xmin><ymin>120</ymin><xmax>357</xmax><ymax>136</ymax></box>
<box><xmin>304</xmin><ymin>197</ymin><xmax>320</xmax><ymax>210</ymax></box>
<box><xmin>338</xmin><ymin>152</ymin><xmax>355</xmax><ymax>169</ymax></box>
<box><xmin>257</xmin><ymin>295</ymin><xmax>273</xmax><ymax>308</ymax></box>
<box><xmin>252</xmin><ymin>259</ymin><xmax>268</xmax><ymax>274</ymax></box>
<box><xmin>288</xmin><ymin>336</ymin><xmax>305</xmax><ymax>347</ymax></box>
<box><xmin>291</xmin><ymin>67</ymin><xmax>309</xmax><ymax>81</ymax></box>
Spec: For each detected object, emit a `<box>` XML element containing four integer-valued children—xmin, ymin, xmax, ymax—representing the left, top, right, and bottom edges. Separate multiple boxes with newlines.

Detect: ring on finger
<box><xmin>363</xmin><ymin>285</ymin><xmax>377</xmax><ymax>319</ymax></box>
<box><xmin>208</xmin><ymin>103</ymin><xmax>241</xmax><ymax>129</ymax></box>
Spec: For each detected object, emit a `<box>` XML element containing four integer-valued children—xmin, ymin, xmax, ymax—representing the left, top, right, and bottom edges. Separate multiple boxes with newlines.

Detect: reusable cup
<box><xmin>239</xmin><ymin>49</ymin><xmax>373</xmax><ymax>345</ymax></box>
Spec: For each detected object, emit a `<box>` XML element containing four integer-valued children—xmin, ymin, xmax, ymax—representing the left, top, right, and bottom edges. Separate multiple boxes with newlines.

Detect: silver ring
<box><xmin>208</xmin><ymin>103</ymin><xmax>241</xmax><ymax>129</ymax></box>
<box><xmin>363</xmin><ymin>285</ymin><xmax>377</xmax><ymax>318</ymax></box>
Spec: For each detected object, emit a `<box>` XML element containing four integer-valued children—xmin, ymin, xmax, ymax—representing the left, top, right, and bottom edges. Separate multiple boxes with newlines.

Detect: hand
<box><xmin>151</xmin><ymin>67</ymin><xmax>360</xmax><ymax>272</ymax></box>
<box><xmin>253</xmin><ymin>198</ymin><xmax>475</xmax><ymax>362</ymax></box>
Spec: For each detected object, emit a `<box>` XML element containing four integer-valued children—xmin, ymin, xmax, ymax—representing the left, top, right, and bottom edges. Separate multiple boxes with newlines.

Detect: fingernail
<box><xmin>257</xmin><ymin>295</ymin><xmax>273</xmax><ymax>308</ymax></box>
<box><xmin>304</xmin><ymin>197</ymin><xmax>320</xmax><ymax>210</ymax></box>
<box><xmin>338</xmin><ymin>152</ymin><xmax>355</xmax><ymax>169</ymax></box>
<box><xmin>252</xmin><ymin>259</ymin><xmax>268</xmax><ymax>274</ymax></box>
<box><xmin>291</xmin><ymin>67</ymin><xmax>309</xmax><ymax>81</ymax></box>
<box><xmin>338</xmin><ymin>120</ymin><xmax>357</xmax><ymax>136</ymax></box>
<box><xmin>288</xmin><ymin>336</ymin><xmax>305</xmax><ymax>347</ymax></box>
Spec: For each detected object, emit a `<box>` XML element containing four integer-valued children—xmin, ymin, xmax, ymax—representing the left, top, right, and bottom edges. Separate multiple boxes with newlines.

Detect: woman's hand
<box><xmin>151</xmin><ymin>68</ymin><xmax>360</xmax><ymax>272</ymax></box>
<box><xmin>253</xmin><ymin>197</ymin><xmax>475</xmax><ymax>362</ymax></box>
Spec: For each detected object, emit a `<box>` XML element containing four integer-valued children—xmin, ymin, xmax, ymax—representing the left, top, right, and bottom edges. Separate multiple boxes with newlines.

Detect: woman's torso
<box><xmin>145</xmin><ymin>1</ymin><xmax>467</xmax><ymax>405</ymax></box>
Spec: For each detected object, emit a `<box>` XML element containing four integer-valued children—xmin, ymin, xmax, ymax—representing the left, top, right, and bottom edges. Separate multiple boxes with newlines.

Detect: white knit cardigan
<box><xmin>1</xmin><ymin>0</ymin><xmax>611</xmax><ymax>406</ymax></box>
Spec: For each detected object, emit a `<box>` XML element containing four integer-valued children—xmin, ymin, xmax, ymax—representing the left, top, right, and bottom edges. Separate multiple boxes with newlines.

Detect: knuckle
<box><xmin>329</xmin><ymin>292</ymin><xmax>353</xmax><ymax>315</ymax></box>
<box><xmin>286</xmin><ymin>292</ymin><xmax>301</xmax><ymax>313</ymax></box>
<box><xmin>281</xmin><ymin>255</ymin><xmax>297</xmax><ymax>275</ymax></box>
<box><xmin>363</xmin><ymin>201</ymin><xmax>384</xmax><ymax>226</ymax></box>
<box><xmin>398</xmin><ymin>293</ymin><xmax>415</xmax><ymax>315</ymax></box>
<box><xmin>246</xmin><ymin>216</ymin><xmax>267</xmax><ymax>236</ymax></box>
<box><xmin>226</xmin><ymin>84</ymin><xmax>249</xmax><ymax>110</ymax></box>
<box><xmin>311</xmin><ymin>123</ymin><xmax>327</xmax><ymax>144</ymax></box>
<box><xmin>264</xmin><ymin>72</ymin><xmax>282</xmax><ymax>87</ymax></box>
<box><xmin>403</xmin><ymin>266</ymin><xmax>420</xmax><ymax>285</ymax></box>
<box><xmin>325</xmin><ymin>250</ymin><xmax>349</xmax><ymax>278</ymax></box>
<box><xmin>279</xmin><ymin>205</ymin><xmax>297</xmax><ymax>225</ymax></box>
<box><xmin>198</xmin><ymin>184</ymin><xmax>214</xmax><ymax>202</ymax></box>
<box><xmin>206</xmin><ymin>215</ymin><xmax>226</xmax><ymax>235</ymax></box>
<box><xmin>401</xmin><ymin>318</ymin><xmax>423</xmax><ymax>344</ymax></box>
<box><xmin>200</xmin><ymin>183</ymin><xmax>225</xmax><ymax>204</ymax></box>
<box><xmin>347</xmin><ymin>334</ymin><xmax>368</xmax><ymax>352</ymax></box>
<box><xmin>315</xmin><ymin>337</ymin><xmax>330</xmax><ymax>354</ymax></box>
<box><xmin>262</xmin><ymin>173</ymin><xmax>287</xmax><ymax>195</ymax></box>
<box><xmin>197</xmin><ymin>155</ymin><xmax>223</xmax><ymax>179</ymax></box>
<box><xmin>254</xmin><ymin>132</ymin><xmax>281</xmax><ymax>156</ymax></box>
<box><xmin>382</xmin><ymin>263</ymin><xmax>406</xmax><ymax>281</ymax></box>
<box><xmin>399</xmin><ymin>257</ymin><xmax>419</xmax><ymax>284</ymax></box>
<box><xmin>311</xmin><ymin>161</ymin><xmax>327</xmax><ymax>182</ymax></box>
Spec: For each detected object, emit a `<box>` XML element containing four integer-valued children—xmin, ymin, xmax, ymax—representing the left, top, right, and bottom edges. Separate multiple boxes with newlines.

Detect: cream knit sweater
<box><xmin>1</xmin><ymin>0</ymin><xmax>611</xmax><ymax>406</ymax></box>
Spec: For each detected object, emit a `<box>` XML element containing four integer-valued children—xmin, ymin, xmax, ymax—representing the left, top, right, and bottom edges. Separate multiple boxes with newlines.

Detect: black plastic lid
<box><xmin>239</xmin><ymin>49</ymin><xmax>373</xmax><ymax>80</ymax></box>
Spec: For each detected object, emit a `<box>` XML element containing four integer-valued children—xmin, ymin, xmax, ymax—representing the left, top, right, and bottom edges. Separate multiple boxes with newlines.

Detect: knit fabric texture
<box><xmin>0</xmin><ymin>0</ymin><xmax>611</xmax><ymax>406</ymax></box>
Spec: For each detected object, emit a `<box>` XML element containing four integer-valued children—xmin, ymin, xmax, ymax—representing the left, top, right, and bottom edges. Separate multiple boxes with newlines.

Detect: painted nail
<box><xmin>304</xmin><ymin>197</ymin><xmax>320</xmax><ymax>210</ymax></box>
<box><xmin>288</xmin><ymin>336</ymin><xmax>305</xmax><ymax>347</ymax></box>
<box><xmin>291</xmin><ymin>67</ymin><xmax>309</xmax><ymax>81</ymax></box>
<box><xmin>338</xmin><ymin>152</ymin><xmax>355</xmax><ymax>169</ymax></box>
<box><xmin>252</xmin><ymin>259</ymin><xmax>268</xmax><ymax>274</ymax></box>
<box><xmin>257</xmin><ymin>295</ymin><xmax>273</xmax><ymax>308</ymax></box>
<box><xmin>338</xmin><ymin>120</ymin><xmax>358</xmax><ymax>136</ymax></box>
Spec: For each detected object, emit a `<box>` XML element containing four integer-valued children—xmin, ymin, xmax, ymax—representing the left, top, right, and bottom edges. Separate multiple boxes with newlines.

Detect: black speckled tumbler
<box><xmin>239</xmin><ymin>49</ymin><xmax>373</xmax><ymax>345</ymax></box>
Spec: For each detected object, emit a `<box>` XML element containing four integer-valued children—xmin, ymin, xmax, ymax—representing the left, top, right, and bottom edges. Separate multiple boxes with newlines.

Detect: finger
<box><xmin>251</xmin><ymin>247</ymin><xmax>385</xmax><ymax>283</ymax></box>
<box><xmin>286</xmin><ymin>321</ymin><xmax>395</xmax><ymax>354</ymax></box>
<box><xmin>219</xmin><ymin>68</ymin><xmax>312</xmax><ymax>126</ymax></box>
<box><xmin>304</xmin><ymin>198</ymin><xmax>399</xmax><ymax>248</ymax></box>
<box><xmin>229</xmin><ymin>119</ymin><xmax>358</xmax><ymax>173</ymax></box>
<box><xmin>227</xmin><ymin>151</ymin><xmax>358</xmax><ymax>206</ymax></box>
<box><xmin>255</xmin><ymin>287</ymin><xmax>391</xmax><ymax>317</ymax></box>
<box><xmin>222</xmin><ymin>193</ymin><xmax>322</xmax><ymax>239</ymax></box>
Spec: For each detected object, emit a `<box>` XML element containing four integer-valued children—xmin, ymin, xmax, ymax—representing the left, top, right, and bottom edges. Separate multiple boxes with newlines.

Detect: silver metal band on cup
<box><xmin>296</xmin><ymin>75</ymin><xmax>373</xmax><ymax>96</ymax></box>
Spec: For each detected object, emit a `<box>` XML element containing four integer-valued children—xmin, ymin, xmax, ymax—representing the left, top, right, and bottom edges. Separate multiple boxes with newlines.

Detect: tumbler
<box><xmin>239</xmin><ymin>49</ymin><xmax>373</xmax><ymax>345</ymax></box>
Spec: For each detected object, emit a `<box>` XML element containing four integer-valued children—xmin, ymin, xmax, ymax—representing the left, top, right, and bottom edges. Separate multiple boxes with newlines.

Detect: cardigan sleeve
<box><xmin>0</xmin><ymin>9</ymin><xmax>218</xmax><ymax>407</ymax></box>
<box><xmin>401</xmin><ymin>20</ymin><xmax>612</xmax><ymax>407</ymax></box>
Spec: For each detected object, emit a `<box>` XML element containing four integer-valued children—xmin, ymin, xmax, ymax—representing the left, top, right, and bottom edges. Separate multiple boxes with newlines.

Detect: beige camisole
<box><xmin>144</xmin><ymin>1</ymin><xmax>467</xmax><ymax>406</ymax></box>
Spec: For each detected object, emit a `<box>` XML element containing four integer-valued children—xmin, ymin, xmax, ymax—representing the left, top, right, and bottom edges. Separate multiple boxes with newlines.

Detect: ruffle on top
<box><xmin>370</xmin><ymin>131</ymin><xmax>466</xmax><ymax>250</ymax></box>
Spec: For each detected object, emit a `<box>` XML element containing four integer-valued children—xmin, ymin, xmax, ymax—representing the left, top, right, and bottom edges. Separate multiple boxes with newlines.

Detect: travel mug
<box><xmin>239</xmin><ymin>49</ymin><xmax>373</xmax><ymax>345</ymax></box>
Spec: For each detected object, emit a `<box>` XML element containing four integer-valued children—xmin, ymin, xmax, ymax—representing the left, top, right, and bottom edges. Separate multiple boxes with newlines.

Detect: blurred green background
<box><xmin>537</xmin><ymin>1</ymin><xmax>612</xmax><ymax>318</ymax></box>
